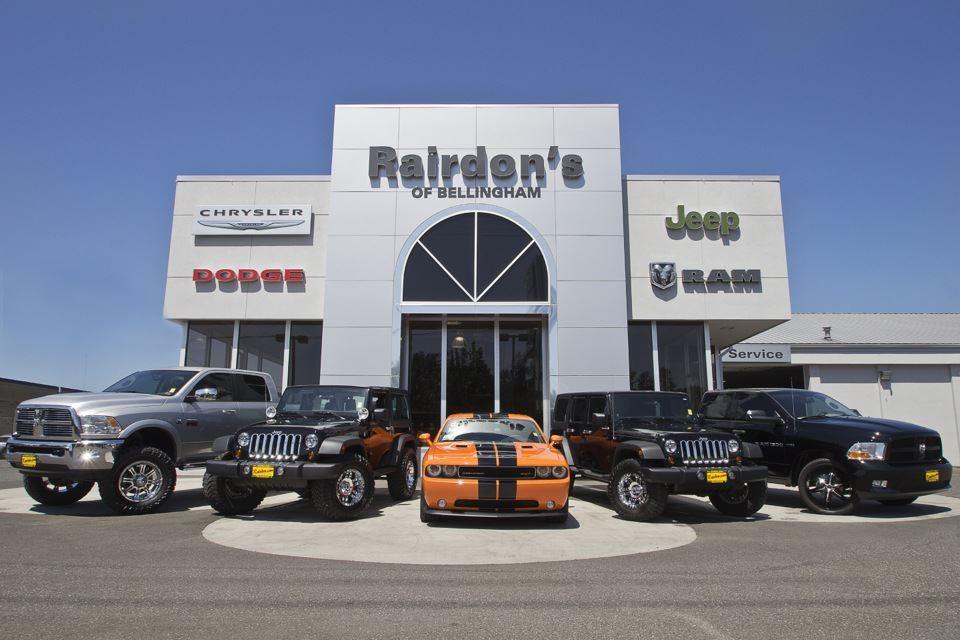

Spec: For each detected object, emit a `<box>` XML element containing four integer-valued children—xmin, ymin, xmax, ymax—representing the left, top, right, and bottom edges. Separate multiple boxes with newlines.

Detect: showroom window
<box><xmin>657</xmin><ymin>322</ymin><xmax>707</xmax><ymax>407</ymax></box>
<box><xmin>628</xmin><ymin>322</ymin><xmax>655</xmax><ymax>391</ymax></box>
<box><xmin>407</xmin><ymin>320</ymin><xmax>442</xmax><ymax>434</ymax></box>
<box><xmin>289</xmin><ymin>322</ymin><xmax>323</xmax><ymax>386</ymax></box>
<box><xmin>184</xmin><ymin>321</ymin><xmax>233</xmax><ymax>368</ymax></box>
<box><xmin>236</xmin><ymin>321</ymin><xmax>285</xmax><ymax>387</ymax></box>
<box><xmin>402</xmin><ymin>212</ymin><xmax>548</xmax><ymax>303</ymax></box>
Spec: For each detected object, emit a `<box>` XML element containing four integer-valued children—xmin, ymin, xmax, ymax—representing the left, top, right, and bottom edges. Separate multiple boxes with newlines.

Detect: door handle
<box><xmin>222</xmin><ymin>409</ymin><xmax>237</xmax><ymax>414</ymax></box>
<box><xmin>185</xmin><ymin>419</ymin><xmax>199</xmax><ymax>427</ymax></box>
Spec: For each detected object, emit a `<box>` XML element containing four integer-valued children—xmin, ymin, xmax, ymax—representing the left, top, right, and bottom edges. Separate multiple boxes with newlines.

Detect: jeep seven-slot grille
<box><xmin>247</xmin><ymin>432</ymin><xmax>303</xmax><ymax>460</ymax></box>
<box><xmin>15</xmin><ymin>408</ymin><xmax>76</xmax><ymax>439</ymax></box>
<box><xmin>679</xmin><ymin>439</ymin><xmax>731</xmax><ymax>466</ymax></box>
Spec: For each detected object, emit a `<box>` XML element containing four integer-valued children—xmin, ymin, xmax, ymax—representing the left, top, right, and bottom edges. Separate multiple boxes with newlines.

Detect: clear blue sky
<box><xmin>1</xmin><ymin>1</ymin><xmax>957</xmax><ymax>391</ymax></box>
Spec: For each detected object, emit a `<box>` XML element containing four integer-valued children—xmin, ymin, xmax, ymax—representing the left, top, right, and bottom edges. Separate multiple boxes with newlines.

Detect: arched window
<box><xmin>402</xmin><ymin>212</ymin><xmax>548</xmax><ymax>303</ymax></box>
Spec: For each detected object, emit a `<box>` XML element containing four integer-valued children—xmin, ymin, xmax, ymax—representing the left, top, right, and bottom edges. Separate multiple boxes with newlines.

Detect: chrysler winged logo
<box><xmin>198</xmin><ymin>220</ymin><xmax>305</xmax><ymax>232</ymax></box>
<box><xmin>650</xmin><ymin>262</ymin><xmax>677</xmax><ymax>290</ymax></box>
<box><xmin>919</xmin><ymin>442</ymin><xmax>927</xmax><ymax>455</ymax></box>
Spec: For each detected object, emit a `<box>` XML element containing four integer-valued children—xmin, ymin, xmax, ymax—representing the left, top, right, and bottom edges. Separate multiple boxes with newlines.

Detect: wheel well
<box><xmin>345</xmin><ymin>445</ymin><xmax>364</xmax><ymax>459</ymax></box>
<box><xmin>124</xmin><ymin>428</ymin><xmax>177</xmax><ymax>461</ymax></box>
<box><xmin>790</xmin><ymin>450</ymin><xmax>838</xmax><ymax>485</ymax></box>
<box><xmin>613</xmin><ymin>448</ymin><xmax>640</xmax><ymax>465</ymax></box>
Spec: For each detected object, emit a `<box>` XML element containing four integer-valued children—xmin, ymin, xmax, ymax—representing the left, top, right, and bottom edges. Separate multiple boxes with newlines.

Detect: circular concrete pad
<box><xmin>202</xmin><ymin>492</ymin><xmax>698</xmax><ymax>565</ymax></box>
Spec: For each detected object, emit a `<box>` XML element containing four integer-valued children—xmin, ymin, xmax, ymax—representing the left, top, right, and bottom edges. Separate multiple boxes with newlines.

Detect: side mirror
<box><xmin>418</xmin><ymin>432</ymin><xmax>432</xmax><ymax>446</ymax></box>
<box><xmin>549</xmin><ymin>434</ymin><xmax>564</xmax><ymax>448</ymax></box>
<box><xmin>590</xmin><ymin>412</ymin><xmax>609</xmax><ymax>426</ymax></box>
<box><xmin>193</xmin><ymin>387</ymin><xmax>218</xmax><ymax>402</ymax></box>
<box><xmin>372</xmin><ymin>407</ymin><xmax>389</xmax><ymax>424</ymax></box>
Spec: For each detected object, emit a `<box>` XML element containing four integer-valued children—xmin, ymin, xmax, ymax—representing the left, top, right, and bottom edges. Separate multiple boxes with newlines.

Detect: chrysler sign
<box><xmin>192</xmin><ymin>205</ymin><xmax>312</xmax><ymax>236</ymax></box>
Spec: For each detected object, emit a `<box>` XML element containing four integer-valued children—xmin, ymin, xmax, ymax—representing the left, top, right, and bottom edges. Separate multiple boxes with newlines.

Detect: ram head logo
<box><xmin>650</xmin><ymin>262</ymin><xmax>677</xmax><ymax>290</ymax></box>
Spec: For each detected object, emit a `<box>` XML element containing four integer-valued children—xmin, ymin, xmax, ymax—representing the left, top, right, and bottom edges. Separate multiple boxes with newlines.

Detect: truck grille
<box><xmin>887</xmin><ymin>436</ymin><xmax>941</xmax><ymax>464</ymax></box>
<box><xmin>679</xmin><ymin>439</ymin><xmax>731</xmax><ymax>466</ymax></box>
<box><xmin>247</xmin><ymin>432</ymin><xmax>303</xmax><ymax>460</ymax></box>
<box><xmin>15</xmin><ymin>408</ymin><xmax>76</xmax><ymax>439</ymax></box>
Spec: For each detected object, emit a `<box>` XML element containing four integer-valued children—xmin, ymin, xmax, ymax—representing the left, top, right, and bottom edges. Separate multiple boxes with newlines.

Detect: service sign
<box><xmin>721</xmin><ymin>344</ymin><xmax>792</xmax><ymax>364</ymax></box>
<box><xmin>192</xmin><ymin>205</ymin><xmax>312</xmax><ymax>236</ymax></box>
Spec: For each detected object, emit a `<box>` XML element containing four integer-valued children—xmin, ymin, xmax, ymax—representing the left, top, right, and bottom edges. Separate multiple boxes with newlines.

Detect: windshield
<box><xmin>439</xmin><ymin>418</ymin><xmax>544</xmax><ymax>443</ymax></box>
<box><xmin>612</xmin><ymin>393</ymin><xmax>693</xmax><ymax>426</ymax></box>
<box><xmin>769</xmin><ymin>390</ymin><xmax>857</xmax><ymax>419</ymax></box>
<box><xmin>104</xmin><ymin>370</ymin><xmax>195</xmax><ymax>396</ymax></box>
<box><xmin>278</xmin><ymin>386</ymin><xmax>367</xmax><ymax>416</ymax></box>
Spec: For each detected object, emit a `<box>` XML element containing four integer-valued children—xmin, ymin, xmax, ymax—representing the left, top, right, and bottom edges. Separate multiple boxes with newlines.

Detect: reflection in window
<box><xmin>236</xmin><ymin>321</ymin><xmax>285</xmax><ymax>387</ymax></box>
<box><xmin>402</xmin><ymin>212</ymin><xmax>547</xmax><ymax>303</ymax></box>
<box><xmin>657</xmin><ymin>322</ymin><xmax>707</xmax><ymax>408</ymax></box>
<box><xmin>289</xmin><ymin>322</ymin><xmax>322</xmax><ymax>386</ymax></box>
<box><xmin>446</xmin><ymin>321</ymin><xmax>495</xmax><ymax>415</ymax></box>
<box><xmin>628</xmin><ymin>322</ymin><xmax>655</xmax><ymax>390</ymax></box>
<box><xmin>408</xmin><ymin>321</ymin><xmax>442</xmax><ymax>435</ymax></box>
<box><xmin>499</xmin><ymin>321</ymin><xmax>543</xmax><ymax>426</ymax></box>
<box><xmin>185</xmin><ymin>321</ymin><xmax>233</xmax><ymax>368</ymax></box>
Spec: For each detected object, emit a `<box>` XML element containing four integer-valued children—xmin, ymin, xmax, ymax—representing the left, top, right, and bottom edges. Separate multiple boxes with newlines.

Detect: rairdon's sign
<box><xmin>650</xmin><ymin>262</ymin><xmax>761</xmax><ymax>291</ymax></box>
<box><xmin>721</xmin><ymin>344</ymin><xmax>792</xmax><ymax>364</ymax></box>
<box><xmin>368</xmin><ymin>146</ymin><xmax>583</xmax><ymax>199</ymax></box>
<box><xmin>192</xmin><ymin>205</ymin><xmax>312</xmax><ymax>236</ymax></box>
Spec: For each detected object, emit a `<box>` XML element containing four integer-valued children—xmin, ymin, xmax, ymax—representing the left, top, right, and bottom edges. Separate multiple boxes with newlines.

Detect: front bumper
<box><xmin>5</xmin><ymin>437</ymin><xmax>123</xmax><ymax>479</ymax></box>
<box><xmin>421</xmin><ymin>477</ymin><xmax>570</xmax><ymax>515</ymax></box>
<box><xmin>851</xmin><ymin>460</ymin><xmax>952</xmax><ymax>500</ymax></box>
<box><xmin>206</xmin><ymin>459</ymin><xmax>344</xmax><ymax>488</ymax></box>
<box><xmin>641</xmin><ymin>464</ymin><xmax>768</xmax><ymax>493</ymax></box>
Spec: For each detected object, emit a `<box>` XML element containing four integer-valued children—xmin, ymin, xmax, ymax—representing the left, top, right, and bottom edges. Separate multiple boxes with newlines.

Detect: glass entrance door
<box><xmin>404</xmin><ymin>317</ymin><xmax>545</xmax><ymax>436</ymax></box>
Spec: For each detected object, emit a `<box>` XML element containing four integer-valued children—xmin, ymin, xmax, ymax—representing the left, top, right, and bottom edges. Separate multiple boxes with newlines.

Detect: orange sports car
<box><xmin>419</xmin><ymin>413</ymin><xmax>571</xmax><ymax>523</ymax></box>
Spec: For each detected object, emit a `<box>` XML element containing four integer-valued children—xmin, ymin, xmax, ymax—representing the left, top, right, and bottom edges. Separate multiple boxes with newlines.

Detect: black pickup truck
<box><xmin>203</xmin><ymin>385</ymin><xmax>418</xmax><ymax>520</ymax></box>
<box><xmin>555</xmin><ymin>391</ymin><xmax>768</xmax><ymax>520</ymax></box>
<box><xmin>699</xmin><ymin>389</ymin><xmax>953</xmax><ymax>515</ymax></box>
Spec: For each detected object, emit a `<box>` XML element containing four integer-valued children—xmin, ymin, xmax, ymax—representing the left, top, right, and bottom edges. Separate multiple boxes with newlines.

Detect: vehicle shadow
<box><xmin>23</xmin><ymin>486</ymin><xmax>215</xmax><ymax>518</ymax></box>
<box><xmin>762</xmin><ymin>486</ymin><xmax>954</xmax><ymax>518</ymax></box>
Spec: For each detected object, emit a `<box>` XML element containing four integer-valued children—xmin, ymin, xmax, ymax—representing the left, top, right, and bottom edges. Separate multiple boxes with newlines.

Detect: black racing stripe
<box><xmin>475</xmin><ymin>443</ymin><xmax>497</xmax><ymax>466</ymax></box>
<box><xmin>493</xmin><ymin>443</ymin><xmax>518</xmax><ymax>500</ymax></box>
<box><xmin>477</xmin><ymin>480</ymin><xmax>497</xmax><ymax>500</ymax></box>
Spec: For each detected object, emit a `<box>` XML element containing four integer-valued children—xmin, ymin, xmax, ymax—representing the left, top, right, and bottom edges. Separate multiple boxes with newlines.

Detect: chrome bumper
<box><xmin>5</xmin><ymin>437</ymin><xmax>124</xmax><ymax>476</ymax></box>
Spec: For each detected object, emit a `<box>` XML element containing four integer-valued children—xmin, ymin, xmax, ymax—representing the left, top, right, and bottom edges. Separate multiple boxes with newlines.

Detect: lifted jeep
<box><xmin>555</xmin><ymin>391</ymin><xmax>768</xmax><ymax>521</ymax></box>
<box><xmin>203</xmin><ymin>385</ymin><xmax>418</xmax><ymax>520</ymax></box>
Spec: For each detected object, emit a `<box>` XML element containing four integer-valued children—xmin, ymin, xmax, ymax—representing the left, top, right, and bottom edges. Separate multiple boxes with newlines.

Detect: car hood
<box><xmin>19</xmin><ymin>392</ymin><xmax>168</xmax><ymax>414</ymax></box>
<box><xmin>618</xmin><ymin>426</ymin><xmax>732</xmax><ymax>440</ymax></box>
<box><xmin>425</xmin><ymin>441</ymin><xmax>566</xmax><ymax>466</ymax></box>
<box><xmin>799</xmin><ymin>416</ymin><xmax>940</xmax><ymax>439</ymax></box>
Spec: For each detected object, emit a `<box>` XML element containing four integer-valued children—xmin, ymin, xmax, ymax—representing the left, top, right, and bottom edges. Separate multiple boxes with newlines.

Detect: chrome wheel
<box><xmin>404</xmin><ymin>458</ymin><xmax>417</xmax><ymax>490</ymax></box>
<box><xmin>335</xmin><ymin>468</ymin><xmax>366</xmax><ymax>507</ymax></box>
<box><xmin>616</xmin><ymin>472</ymin><xmax>648</xmax><ymax>509</ymax></box>
<box><xmin>42</xmin><ymin>478</ymin><xmax>83</xmax><ymax>494</ymax></box>
<box><xmin>118</xmin><ymin>461</ymin><xmax>163</xmax><ymax>503</ymax></box>
<box><xmin>806</xmin><ymin>469</ymin><xmax>853</xmax><ymax>510</ymax></box>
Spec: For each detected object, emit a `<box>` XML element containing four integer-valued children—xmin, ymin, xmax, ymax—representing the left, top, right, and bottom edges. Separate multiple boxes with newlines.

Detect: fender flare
<box><xmin>384</xmin><ymin>433</ymin><xmax>416</xmax><ymax>466</ymax></box>
<box><xmin>614</xmin><ymin>440</ymin><xmax>665</xmax><ymax>464</ymax></box>
<box><xmin>741</xmin><ymin>441</ymin><xmax>764</xmax><ymax>460</ymax></box>
<box><xmin>212</xmin><ymin>435</ymin><xmax>233</xmax><ymax>455</ymax></box>
<box><xmin>317</xmin><ymin>435</ymin><xmax>365</xmax><ymax>457</ymax></box>
<box><xmin>119</xmin><ymin>420</ymin><xmax>182</xmax><ymax>459</ymax></box>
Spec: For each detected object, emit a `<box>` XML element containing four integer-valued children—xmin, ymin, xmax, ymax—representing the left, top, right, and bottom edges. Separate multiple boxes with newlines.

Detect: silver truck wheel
<box><xmin>98</xmin><ymin>446</ymin><xmax>176</xmax><ymax>515</ymax></box>
<box><xmin>22</xmin><ymin>476</ymin><xmax>94</xmax><ymax>506</ymax></box>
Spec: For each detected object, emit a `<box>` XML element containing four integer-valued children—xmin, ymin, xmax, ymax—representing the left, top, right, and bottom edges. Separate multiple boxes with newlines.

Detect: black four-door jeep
<box><xmin>203</xmin><ymin>385</ymin><xmax>418</xmax><ymax>520</ymax></box>
<box><xmin>555</xmin><ymin>391</ymin><xmax>768</xmax><ymax>520</ymax></box>
<box><xmin>699</xmin><ymin>389</ymin><xmax>953</xmax><ymax>515</ymax></box>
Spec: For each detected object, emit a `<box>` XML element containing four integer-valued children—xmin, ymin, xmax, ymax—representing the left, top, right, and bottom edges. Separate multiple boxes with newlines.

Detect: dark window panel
<box><xmin>476</xmin><ymin>212</ymin><xmax>534</xmax><ymax>294</ymax></box>
<box><xmin>628</xmin><ymin>322</ymin><xmax>655</xmax><ymax>391</ymax></box>
<box><xmin>446</xmin><ymin>321</ymin><xmax>495</xmax><ymax>416</ymax></box>
<box><xmin>479</xmin><ymin>247</ymin><xmax>548</xmax><ymax>302</ymax></box>
<box><xmin>657</xmin><ymin>322</ymin><xmax>707</xmax><ymax>408</ymax></box>
<box><xmin>190</xmin><ymin>372</ymin><xmax>234</xmax><ymax>401</ymax></box>
<box><xmin>236</xmin><ymin>374</ymin><xmax>269</xmax><ymax>402</ymax></box>
<box><xmin>498</xmin><ymin>321</ymin><xmax>543</xmax><ymax>427</ymax></box>
<box><xmin>289</xmin><ymin>322</ymin><xmax>323</xmax><ymax>386</ymax></box>
<box><xmin>408</xmin><ymin>321</ymin><xmax>442</xmax><ymax>435</ymax></box>
<box><xmin>185</xmin><ymin>321</ymin><xmax>233</xmax><ymax>368</ymax></box>
<box><xmin>419</xmin><ymin>212</ymin><xmax>475</xmax><ymax>296</ymax></box>
<box><xmin>236</xmin><ymin>321</ymin><xmax>285</xmax><ymax>387</ymax></box>
<box><xmin>403</xmin><ymin>243</ymin><xmax>471</xmax><ymax>302</ymax></box>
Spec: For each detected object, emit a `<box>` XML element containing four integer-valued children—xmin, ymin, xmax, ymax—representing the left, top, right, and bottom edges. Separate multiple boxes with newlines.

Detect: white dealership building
<box><xmin>161</xmin><ymin>103</ymin><xmax>959</xmax><ymax>461</ymax></box>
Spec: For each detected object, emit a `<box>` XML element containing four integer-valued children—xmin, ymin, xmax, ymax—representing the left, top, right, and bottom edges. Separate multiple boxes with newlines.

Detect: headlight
<box><xmin>442</xmin><ymin>465</ymin><xmax>458</xmax><ymax>477</ymax></box>
<box><xmin>304</xmin><ymin>433</ymin><xmax>319</xmax><ymax>449</ymax></box>
<box><xmin>425</xmin><ymin>464</ymin><xmax>442</xmax><ymax>477</ymax></box>
<box><xmin>847</xmin><ymin>442</ymin><xmax>886</xmax><ymax>461</ymax></box>
<box><xmin>728</xmin><ymin>439</ymin><xmax>740</xmax><ymax>454</ymax></box>
<box><xmin>80</xmin><ymin>415</ymin><xmax>122</xmax><ymax>435</ymax></box>
<box><xmin>551</xmin><ymin>466</ymin><xmax>568</xmax><ymax>479</ymax></box>
<box><xmin>663</xmin><ymin>439</ymin><xmax>677</xmax><ymax>454</ymax></box>
<box><xmin>536</xmin><ymin>466</ymin><xmax>551</xmax><ymax>478</ymax></box>
<box><xmin>237</xmin><ymin>432</ymin><xmax>250</xmax><ymax>447</ymax></box>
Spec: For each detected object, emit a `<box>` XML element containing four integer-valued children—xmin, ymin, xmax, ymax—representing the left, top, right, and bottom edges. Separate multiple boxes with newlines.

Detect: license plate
<box><xmin>20</xmin><ymin>454</ymin><xmax>37</xmax><ymax>468</ymax></box>
<box><xmin>251</xmin><ymin>465</ymin><xmax>275</xmax><ymax>479</ymax></box>
<box><xmin>926</xmin><ymin>470</ymin><xmax>940</xmax><ymax>483</ymax></box>
<box><xmin>706</xmin><ymin>470</ymin><xmax>727</xmax><ymax>484</ymax></box>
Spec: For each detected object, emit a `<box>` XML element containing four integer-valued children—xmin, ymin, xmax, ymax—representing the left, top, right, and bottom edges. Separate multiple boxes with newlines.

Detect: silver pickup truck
<box><xmin>4</xmin><ymin>367</ymin><xmax>277</xmax><ymax>514</ymax></box>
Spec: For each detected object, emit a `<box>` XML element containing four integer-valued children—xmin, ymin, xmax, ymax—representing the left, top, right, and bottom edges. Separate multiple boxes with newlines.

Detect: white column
<box><xmin>541</xmin><ymin>316</ymin><xmax>551</xmax><ymax>435</ymax></box>
<box><xmin>704</xmin><ymin>322</ymin><xmax>714</xmax><ymax>390</ymax></box>
<box><xmin>651</xmin><ymin>321</ymin><xmax>661</xmax><ymax>391</ymax></box>
<box><xmin>280</xmin><ymin>320</ymin><xmax>291</xmax><ymax>391</ymax></box>
<box><xmin>714</xmin><ymin>351</ymin><xmax>725</xmax><ymax>390</ymax></box>
<box><xmin>493</xmin><ymin>319</ymin><xmax>501</xmax><ymax>413</ymax></box>
<box><xmin>439</xmin><ymin>318</ymin><xmax>447</xmax><ymax>425</ymax></box>
<box><xmin>179</xmin><ymin>322</ymin><xmax>188</xmax><ymax>367</ymax></box>
<box><xmin>230</xmin><ymin>320</ymin><xmax>240</xmax><ymax>369</ymax></box>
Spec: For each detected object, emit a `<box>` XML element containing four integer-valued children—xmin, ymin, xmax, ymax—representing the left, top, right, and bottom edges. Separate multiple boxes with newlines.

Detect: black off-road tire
<box><xmin>709</xmin><ymin>481</ymin><xmax>768</xmax><ymax>517</ymax></box>
<box><xmin>311</xmin><ymin>454</ymin><xmax>375</xmax><ymax>521</ymax></box>
<box><xmin>878</xmin><ymin>497</ymin><xmax>919</xmax><ymax>507</ymax></box>
<box><xmin>295</xmin><ymin>489</ymin><xmax>312</xmax><ymax>501</ymax></box>
<box><xmin>98</xmin><ymin>446</ymin><xmax>177</xmax><ymax>515</ymax></box>
<box><xmin>607</xmin><ymin>458</ymin><xmax>669</xmax><ymax>521</ymax></box>
<box><xmin>419</xmin><ymin>493</ymin><xmax>439</xmax><ymax>523</ymax></box>
<box><xmin>387</xmin><ymin>447</ymin><xmax>418</xmax><ymax>500</ymax></box>
<box><xmin>23</xmin><ymin>476</ymin><xmax>94</xmax><ymax>506</ymax></box>
<box><xmin>797</xmin><ymin>458</ymin><xmax>860</xmax><ymax>515</ymax></box>
<box><xmin>202</xmin><ymin>472</ymin><xmax>267</xmax><ymax>515</ymax></box>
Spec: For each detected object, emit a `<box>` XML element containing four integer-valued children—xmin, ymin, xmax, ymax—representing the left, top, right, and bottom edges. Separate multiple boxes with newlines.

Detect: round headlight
<box><xmin>551</xmin><ymin>466</ymin><xmax>568</xmax><ymax>479</ymax></box>
<box><xmin>237</xmin><ymin>432</ymin><xmax>250</xmax><ymax>447</ymax></box>
<box><xmin>442</xmin><ymin>465</ymin><xmax>458</xmax><ymax>477</ymax></box>
<box><xmin>536</xmin><ymin>466</ymin><xmax>551</xmax><ymax>478</ymax></box>
<box><xmin>728</xmin><ymin>439</ymin><xmax>740</xmax><ymax>454</ymax></box>
<box><xmin>664</xmin><ymin>439</ymin><xmax>677</xmax><ymax>454</ymax></box>
<box><xmin>265</xmin><ymin>406</ymin><xmax>277</xmax><ymax>419</ymax></box>
<box><xmin>305</xmin><ymin>433</ymin><xmax>319</xmax><ymax>449</ymax></box>
<box><xmin>425</xmin><ymin>464</ymin><xmax>442</xmax><ymax>477</ymax></box>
